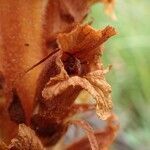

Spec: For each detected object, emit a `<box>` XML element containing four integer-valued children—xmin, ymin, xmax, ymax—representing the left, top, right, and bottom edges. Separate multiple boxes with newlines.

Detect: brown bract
<box><xmin>9</xmin><ymin>124</ymin><xmax>45</xmax><ymax>150</ymax></box>
<box><xmin>0</xmin><ymin>124</ymin><xmax>45</xmax><ymax>150</ymax></box>
<box><xmin>42</xmin><ymin>25</ymin><xmax>116</xmax><ymax>120</ymax></box>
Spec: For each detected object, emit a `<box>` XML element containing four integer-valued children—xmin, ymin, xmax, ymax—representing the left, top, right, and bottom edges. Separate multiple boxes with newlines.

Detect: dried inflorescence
<box><xmin>0</xmin><ymin>0</ymin><xmax>118</xmax><ymax>149</ymax></box>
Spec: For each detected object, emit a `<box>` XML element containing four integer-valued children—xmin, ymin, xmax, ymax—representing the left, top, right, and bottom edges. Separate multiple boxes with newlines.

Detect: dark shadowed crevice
<box><xmin>8</xmin><ymin>89</ymin><xmax>26</xmax><ymax>124</ymax></box>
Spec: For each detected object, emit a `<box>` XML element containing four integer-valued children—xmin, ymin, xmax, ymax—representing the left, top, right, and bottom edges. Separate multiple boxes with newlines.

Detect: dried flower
<box><xmin>30</xmin><ymin>24</ymin><xmax>116</xmax><ymax>147</ymax></box>
<box><xmin>42</xmin><ymin>24</ymin><xmax>116</xmax><ymax>120</ymax></box>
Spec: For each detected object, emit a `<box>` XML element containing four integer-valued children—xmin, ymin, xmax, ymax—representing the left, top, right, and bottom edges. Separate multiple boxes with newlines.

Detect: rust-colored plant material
<box><xmin>0</xmin><ymin>0</ymin><xmax>118</xmax><ymax>149</ymax></box>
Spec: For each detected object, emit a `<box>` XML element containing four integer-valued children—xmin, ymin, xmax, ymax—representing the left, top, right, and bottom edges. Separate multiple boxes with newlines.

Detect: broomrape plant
<box><xmin>0</xmin><ymin>0</ymin><xmax>118</xmax><ymax>149</ymax></box>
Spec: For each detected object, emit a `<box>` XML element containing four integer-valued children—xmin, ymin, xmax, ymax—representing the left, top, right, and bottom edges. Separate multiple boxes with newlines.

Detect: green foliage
<box><xmin>88</xmin><ymin>0</ymin><xmax>150</xmax><ymax>149</ymax></box>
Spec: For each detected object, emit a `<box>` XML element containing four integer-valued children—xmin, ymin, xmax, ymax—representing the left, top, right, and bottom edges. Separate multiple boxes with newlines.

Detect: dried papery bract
<box><xmin>9</xmin><ymin>124</ymin><xmax>45</xmax><ymax>150</ymax></box>
<box><xmin>0</xmin><ymin>124</ymin><xmax>45</xmax><ymax>150</ymax></box>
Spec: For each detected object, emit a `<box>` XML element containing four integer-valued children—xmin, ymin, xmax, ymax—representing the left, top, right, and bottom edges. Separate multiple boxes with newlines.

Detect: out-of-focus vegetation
<box><xmin>87</xmin><ymin>0</ymin><xmax>150</xmax><ymax>149</ymax></box>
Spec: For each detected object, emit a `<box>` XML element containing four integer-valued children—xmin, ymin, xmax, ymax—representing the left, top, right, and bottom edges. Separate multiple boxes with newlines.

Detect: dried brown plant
<box><xmin>0</xmin><ymin>0</ymin><xmax>118</xmax><ymax>149</ymax></box>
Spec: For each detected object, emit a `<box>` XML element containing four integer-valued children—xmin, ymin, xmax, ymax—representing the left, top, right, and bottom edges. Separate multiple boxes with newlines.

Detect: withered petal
<box><xmin>57</xmin><ymin>25</ymin><xmax>116</xmax><ymax>76</ymax></box>
<box><xmin>85</xmin><ymin>70</ymin><xmax>112</xmax><ymax>120</ymax></box>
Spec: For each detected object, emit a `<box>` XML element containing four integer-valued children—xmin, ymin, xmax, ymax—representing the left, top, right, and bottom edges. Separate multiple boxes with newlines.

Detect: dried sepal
<box><xmin>69</xmin><ymin>120</ymin><xmax>99</xmax><ymax>150</ymax></box>
<box><xmin>9</xmin><ymin>124</ymin><xmax>45</xmax><ymax>150</ymax></box>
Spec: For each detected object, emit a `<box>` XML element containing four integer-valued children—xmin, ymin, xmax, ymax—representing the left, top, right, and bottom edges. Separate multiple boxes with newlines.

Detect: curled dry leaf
<box><xmin>42</xmin><ymin>24</ymin><xmax>116</xmax><ymax>120</ymax></box>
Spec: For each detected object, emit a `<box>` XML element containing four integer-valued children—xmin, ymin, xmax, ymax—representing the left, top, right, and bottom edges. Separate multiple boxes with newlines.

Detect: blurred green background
<box><xmin>87</xmin><ymin>0</ymin><xmax>150</xmax><ymax>149</ymax></box>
